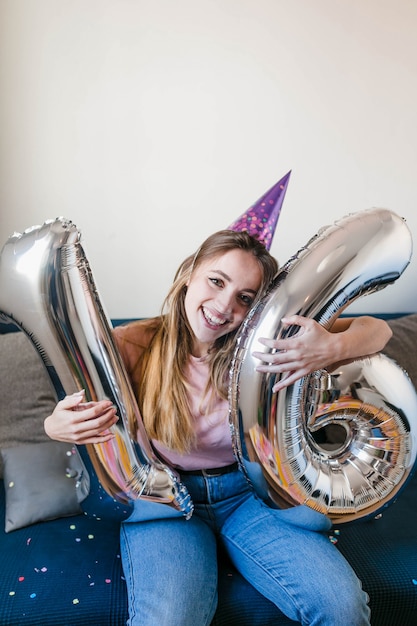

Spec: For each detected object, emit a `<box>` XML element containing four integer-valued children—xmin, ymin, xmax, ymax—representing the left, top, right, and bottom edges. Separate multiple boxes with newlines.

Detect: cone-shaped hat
<box><xmin>228</xmin><ymin>171</ymin><xmax>291</xmax><ymax>250</ymax></box>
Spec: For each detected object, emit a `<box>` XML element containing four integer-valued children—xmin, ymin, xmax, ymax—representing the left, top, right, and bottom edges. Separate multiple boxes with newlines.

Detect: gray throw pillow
<box><xmin>1</xmin><ymin>441</ymin><xmax>90</xmax><ymax>532</ymax></box>
<box><xmin>0</xmin><ymin>332</ymin><xmax>57</xmax><ymax>478</ymax></box>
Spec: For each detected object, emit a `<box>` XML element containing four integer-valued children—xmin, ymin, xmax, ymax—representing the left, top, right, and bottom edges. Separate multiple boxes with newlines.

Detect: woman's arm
<box><xmin>44</xmin><ymin>390</ymin><xmax>118</xmax><ymax>444</ymax></box>
<box><xmin>254</xmin><ymin>314</ymin><xmax>392</xmax><ymax>392</ymax></box>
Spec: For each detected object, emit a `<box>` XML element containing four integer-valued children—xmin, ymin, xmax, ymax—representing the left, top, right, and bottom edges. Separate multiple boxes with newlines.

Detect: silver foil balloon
<box><xmin>229</xmin><ymin>208</ymin><xmax>417</xmax><ymax>522</ymax></box>
<box><xmin>0</xmin><ymin>218</ymin><xmax>193</xmax><ymax>518</ymax></box>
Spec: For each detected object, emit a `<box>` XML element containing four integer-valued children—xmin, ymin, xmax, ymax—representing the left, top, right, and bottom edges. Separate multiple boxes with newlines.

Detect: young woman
<box><xmin>45</xmin><ymin>229</ymin><xmax>392</xmax><ymax>626</ymax></box>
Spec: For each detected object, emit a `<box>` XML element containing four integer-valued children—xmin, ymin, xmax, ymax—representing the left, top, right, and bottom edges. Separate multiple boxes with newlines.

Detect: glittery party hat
<box><xmin>228</xmin><ymin>171</ymin><xmax>291</xmax><ymax>250</ymax></box>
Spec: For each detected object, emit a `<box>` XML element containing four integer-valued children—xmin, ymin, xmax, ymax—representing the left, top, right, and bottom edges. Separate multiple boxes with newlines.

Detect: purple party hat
<box><xmin>228</xmin><ymin>170</ymin><xmax>291</xmax><ymax>250</ymax></box>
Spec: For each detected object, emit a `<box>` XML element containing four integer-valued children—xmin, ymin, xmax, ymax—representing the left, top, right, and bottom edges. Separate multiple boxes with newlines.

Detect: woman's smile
<box><xmin>201</xmin><ymin>306</ymin><xmax>230</xmax><ymax>328</ymax></box>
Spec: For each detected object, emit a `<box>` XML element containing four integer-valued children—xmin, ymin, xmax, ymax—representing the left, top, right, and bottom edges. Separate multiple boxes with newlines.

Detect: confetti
<box><xmin>18</xmin><ymin>577</ymin><xmax>24</xmax><ymax>582</ymax></box>
<box><xmin>105</xmin><ymin>579</ymin><xmax>111</xmax><ymax>584</ymax></box>
<box><xmin>72</xmin><ymin>598</ymin><xmax>80</xmax><ymax>605</ymax></box>
<box><xmin>9</xmin><ymin>591</ymin><xmax>15</xmax><ymax>596</ymax></box>
<box><xmin>412</xmin><ymin>579</ymin><xmax>417</xmax><ymax>585</ymax></box>
<box><xmin>30</xmin><ymin>593</ymin><xmax>36</xmax><ymax>599</ymax></box>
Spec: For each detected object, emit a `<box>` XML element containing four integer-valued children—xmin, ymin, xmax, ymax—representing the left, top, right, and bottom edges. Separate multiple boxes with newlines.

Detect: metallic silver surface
<box><xmin>229</xmin><ymin>208</ymin><xmax>417</xmax><ymax>522</ymax></box>
<box><xmin>0</xmin><ymin>218</ymin><xmax>193</xmax><ymax>518</ymax></box>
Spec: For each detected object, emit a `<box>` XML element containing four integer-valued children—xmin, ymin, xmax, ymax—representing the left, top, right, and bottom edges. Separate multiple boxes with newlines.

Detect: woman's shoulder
<box><xmin>113</xmin><ymin>317</ymin><xmax>163</xmax><ymax>377</ymax></box>
<box><xmin>113</xmin><ymin>317</ymin><xmax>162</xmax><ymax>350</ymax></box>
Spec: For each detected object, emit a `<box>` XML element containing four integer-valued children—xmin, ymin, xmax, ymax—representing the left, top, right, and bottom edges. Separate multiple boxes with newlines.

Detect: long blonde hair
<box><xmin>139</xmin><ymin>230</ymin><xmax>278</xmax><ymax>453</ymax></box>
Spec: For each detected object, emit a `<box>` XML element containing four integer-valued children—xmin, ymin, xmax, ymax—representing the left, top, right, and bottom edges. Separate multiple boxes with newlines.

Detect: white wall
<box><xmin>1</xmin><ymin>0</ymin><xmax>416</xmax><ymax>318</ymax></box>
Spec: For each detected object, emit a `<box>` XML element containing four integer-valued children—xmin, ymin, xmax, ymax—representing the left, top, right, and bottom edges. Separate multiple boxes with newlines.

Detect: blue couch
<box><xmin>1</xmin><ymin>315</ymin><xmax>417</xmax><ymax>626</ymax></box>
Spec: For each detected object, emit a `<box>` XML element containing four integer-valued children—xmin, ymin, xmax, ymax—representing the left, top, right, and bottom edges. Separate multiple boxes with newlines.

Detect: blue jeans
<box><xmin>120</xmin><ymin>469</ymin><xmax>370</xmax><ymax>626</ymax></box>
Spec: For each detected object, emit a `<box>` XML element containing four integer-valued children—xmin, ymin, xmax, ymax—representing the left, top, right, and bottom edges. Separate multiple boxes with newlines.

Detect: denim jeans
<box><xmin>120</xmin><ymin>468</ymin><xmax>370</xmax><ymax>626</ymax></box>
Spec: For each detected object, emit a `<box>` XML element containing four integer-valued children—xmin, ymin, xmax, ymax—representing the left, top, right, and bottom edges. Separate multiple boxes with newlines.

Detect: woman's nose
<box><xmin>215</xmin><ymin>290</ymin><xmax>234</xmax><ymax>314</ymax></box>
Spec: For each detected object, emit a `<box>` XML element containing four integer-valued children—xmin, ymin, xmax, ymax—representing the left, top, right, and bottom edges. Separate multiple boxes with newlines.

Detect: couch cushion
<box><xmin>0</xmin><ymin>332</ymin><xmax>57</xmax><ymax>478</ymax></box>
<box><xmin>0</xmin><ymin>481</ymin><xmax>129</xmax><ymax>626</ymax></box>
<box><xmin>385</xmin><ymin>314</ymin><xmax>417</xmax><ymax>388</ymax></box>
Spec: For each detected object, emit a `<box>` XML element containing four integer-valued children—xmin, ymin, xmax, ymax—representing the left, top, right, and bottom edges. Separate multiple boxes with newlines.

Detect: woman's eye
<box><xmin>209</xmin><ymin>277</ymin><xmax>222</xmax><ymax>286</ymax></box>
<box><xmin>240</xmin><ymin>294</ymin><xmax>253</xmax><ymax>306</ymax></box>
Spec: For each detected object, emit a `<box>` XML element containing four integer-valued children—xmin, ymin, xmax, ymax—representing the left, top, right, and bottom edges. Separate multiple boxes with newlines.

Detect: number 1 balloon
<box><xmin>0</xmin><ymin>219</ymin><xmax>193</xmax><ymax>517</ymax></box>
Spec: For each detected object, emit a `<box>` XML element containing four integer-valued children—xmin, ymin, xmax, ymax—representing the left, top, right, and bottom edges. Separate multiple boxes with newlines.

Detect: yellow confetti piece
<box><xmin>9</xmin><ymin>591</ymin><xmax>15</xmax><ymax>596</ymax></box>
<box><xmin>72</xmin><ymin>598</ymin><xmax>80</xmax><ymax>605</ymax></box>
<box><xmin>69</xmin><ymin>525</ymin><xmax>76</xmax><ymax>530</ymax></box>
<box><xmin>88</xmin><ymin>534</ymin><xmax>94</xmax><ymax>540</ymax></box>
<box><xmin>8</xmin><ymin>481</ymin><xmax>14</xmax><ymax>488</ymax></box>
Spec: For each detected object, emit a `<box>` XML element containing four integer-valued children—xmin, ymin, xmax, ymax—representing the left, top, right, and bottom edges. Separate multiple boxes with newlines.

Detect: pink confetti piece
<box><xmin>18</xmin><ymin>577</ymin><xmax>24</xmax><ymax>582</ymax></box>
<box><xmin>105</xmin><ymin>579</ymin><xmax>111</xmax><ymax>584</ymax></box>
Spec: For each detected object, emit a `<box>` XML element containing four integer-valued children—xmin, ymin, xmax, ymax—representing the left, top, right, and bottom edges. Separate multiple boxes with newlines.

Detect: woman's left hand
<box><xmin>253</xmin><ymin>315</ymin><xmax>339</xmax><ymax>392</ymax></box>
<box><xmin>253</xmin><ymin>313</ymin><xmax>392</xmax><ymax>393</ymax></box>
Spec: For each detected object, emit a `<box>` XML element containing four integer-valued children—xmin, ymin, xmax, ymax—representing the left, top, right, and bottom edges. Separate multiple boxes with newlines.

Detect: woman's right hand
<box><xmin>44</xmin><ymin>390</ymin><xmax>119</xmax><ymax>444</ymax></box>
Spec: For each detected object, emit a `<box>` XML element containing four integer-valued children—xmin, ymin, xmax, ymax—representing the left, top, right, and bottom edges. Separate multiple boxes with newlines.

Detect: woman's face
<box><xmin>184</xmin><ymin>248</ymin><xmax>262</xmax><ymax>357</ymax></box>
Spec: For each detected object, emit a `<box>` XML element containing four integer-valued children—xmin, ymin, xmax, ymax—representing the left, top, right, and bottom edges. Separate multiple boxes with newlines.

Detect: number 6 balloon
<box><xmin>229</xmin><ymin>207</ymin><xmax>417</xmax><ymax>522</ymax></box>
<box><xmin>0</xmin><ymin>218</ymin><xmax>193</xmax><ymax>518</ymax></box>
